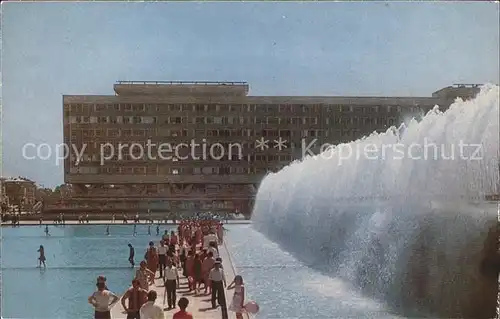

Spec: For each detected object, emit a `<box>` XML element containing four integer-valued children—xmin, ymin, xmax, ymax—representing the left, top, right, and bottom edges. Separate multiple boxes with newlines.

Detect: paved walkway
<box><xmin>109</xmin><ymin>242</ymin><xmax>248</xmax><ymax>319</ymax></box>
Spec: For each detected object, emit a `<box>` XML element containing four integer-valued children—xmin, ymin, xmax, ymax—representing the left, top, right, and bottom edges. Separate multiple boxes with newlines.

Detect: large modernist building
<box><xmin>55</xmin><ymin>81</ymin><xmax>480</xmax><ymax>215</ymax></box>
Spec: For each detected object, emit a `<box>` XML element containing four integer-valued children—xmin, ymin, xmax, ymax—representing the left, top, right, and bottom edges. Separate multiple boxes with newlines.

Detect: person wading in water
<box><xmin>121</xmin><ymin>279</ymin><xmax>148</xmax><ymax>319</ymax></box>
<box><xmin>37</xmin><ymin>245</ymin><xmax>46</xmax><ymax>268</ymax></box>
<box><xmin>88</xmin><ymin>281</ymin><xmax>119</xmax><ymax>319</ymax></box>
<box><xmin>128</xmin><ymin>243</ymin><xmax>135</xmax><ymax>267</ymax></box>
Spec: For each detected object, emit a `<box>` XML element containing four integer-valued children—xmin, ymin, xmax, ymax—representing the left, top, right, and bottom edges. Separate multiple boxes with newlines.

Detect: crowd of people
<box><xmin>87</xmin><ymin>219</ymin><xmax>247</xmax><ymax>319</ymax></box>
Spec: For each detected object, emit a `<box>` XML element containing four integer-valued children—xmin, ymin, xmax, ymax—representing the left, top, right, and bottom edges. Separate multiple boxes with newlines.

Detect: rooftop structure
<box><xmin>113</xmin><ymin>81</ymin><xmax>249</xmax><ymax>97</ymax></box>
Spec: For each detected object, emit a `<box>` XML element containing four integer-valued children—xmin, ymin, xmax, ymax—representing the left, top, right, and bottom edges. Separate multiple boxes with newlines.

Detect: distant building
<box><xmin>0</xmin><ymin>177</ymin><xmax>37</xmax><ymax>212</ymax></box>
<box><xmin>56</xmin><ymin>81</ymin><xmax>481</xmax><ymax>215</ymax></box>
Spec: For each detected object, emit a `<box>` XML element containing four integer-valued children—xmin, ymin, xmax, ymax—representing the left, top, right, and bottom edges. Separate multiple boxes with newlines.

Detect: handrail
<box><xmin>116</xmin><ymin>80</ymin><xmax>248</xmax><ymax>86</ymax></box>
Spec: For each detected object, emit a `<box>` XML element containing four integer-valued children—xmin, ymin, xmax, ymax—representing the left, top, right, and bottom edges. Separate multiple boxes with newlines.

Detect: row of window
<box><xmin>59</xmin><ymin>201</ymin><xmax>237</xmax><ymax>210</ymax></box>
<box><xmin>69</xmin><ymin>165</ymin><xmax>282</xmax><ymax>175</ymax></box>
<box><xmin>72</xmin><ymin>128</ymin><xmax>360</xmax><ymax>140</ymax></box>
<box><xmin>70</xmin><ymin>153</ymin><xmax>294</xmax><ymax>163</ymax></box>
<box><xmin>67</xmin><ymin>103</ymin><xmax>409</xmax><ymax>114</ymax></box>
<box><xmin>86</xmin><ymin>184</ymin><xmax>250</xmax><ymax>193</ymax></box>
<box><xmin>67</xmin><ymin>115</ymin><xmax>397</xmax><ymax>126</ymax></box>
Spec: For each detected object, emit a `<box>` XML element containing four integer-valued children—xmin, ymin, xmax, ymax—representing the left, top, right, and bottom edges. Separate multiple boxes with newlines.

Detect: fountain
<box><xmin>252</xmin><ymin>84</ymin><xmax>499</xmax><ymax>318</ymax></box>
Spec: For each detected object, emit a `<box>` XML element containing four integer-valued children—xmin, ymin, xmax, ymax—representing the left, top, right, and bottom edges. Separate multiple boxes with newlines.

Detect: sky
<box><xmin>1</xmin><ymin>1</ymin><xmax>499</xmax><ymax>188</ymax></box>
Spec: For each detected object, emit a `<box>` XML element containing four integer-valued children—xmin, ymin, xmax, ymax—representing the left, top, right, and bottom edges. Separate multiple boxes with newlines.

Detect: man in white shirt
<box><xmin>163</xmin><ymin>261</ymin><xmax>180</xmax><ymax>309</ymax></box>
<box><xmin>208</xmin><ymin>260</ymin><xmax>227</xmax><ymax>319</ymax></box>
<box><xmin>157</xmin><ymin>241</ymin><xmax>168</xmax><ymax>279</ymax></box>
<box><xmin>140</xmin><ymin>290</ymin><xmax>165</xmax><ymax>319</ymax></box>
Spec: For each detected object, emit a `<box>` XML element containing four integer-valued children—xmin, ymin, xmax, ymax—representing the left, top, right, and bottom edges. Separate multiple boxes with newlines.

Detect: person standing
<box><xmin>161</xmin><ymin>230</ymin><xmax>169</xmax><ymax>245</ymax></box>
<box><xmin>163</xmin><ymin>261</ymin><xmax>179</xmax><ymax>310</ymax></box>
<box><xmin>44</xmin><ymin>225</ymin><xmax>50</xmax><ymax>236</ymax></box>
<box><xmin>208</xmin><ymin>242</ymin><xmax>219</xmax><ymax>259</ymax></box>
<box><xmin>128</xmin><ymin>244</ymin><xmax>135</xmax><ymax>267</ymax></box>
<box><xmin>37</xmin><ymin>245</ymin><xmax>46</xmax><ymax>268</ymax></box>
<box><xmin>185</xmin><ymin>251</ymin><xmax>195</xmax><ymax>292</ymax></box>
<box><xmin>140</xmin><ymin>290</ymin><xmax>164</xmax><ymax>319</ymax></box>
<box><xmin>193</xmin><ymin>253</ymin><xmax>203</xmax><ymax>295</ymax></box>
<box><xmin>121</xmin><ymin>279</ymin><xmax>148</xmax><ymax>319</ymax></box>
<box><xmin>227</xmin><ymin>275</ymin><xmax>246</xmax><ymax>319</ymax></box>
<box><xmin>157</xmin><ymin>241</ymin><xmax>167</xmax><ymax>279</ymax></box>
<box><xmin>202</xmin><ymin>251</ymin><xmax>215</xmax><ymax>294</ymax></box>
<box><xmin>170</xmin><ymin>230</ymin><xmax>178</xmax><ymax>246</ymax></box>
<box><xmin>145</xmin><ymin>241</ymin><xmax>159</xmax><ymax>277</ymax></box>
<box><xmin>208</xmin><ymin>260</ymin><xmax>228</xmax><ymax>318</ymax></box>
<box><xmin>217</xmin><ymin>222</ymin><xmax>224</xmax><ymax>244</ymax></box>
<box><xmin>136</xmin><ymin>261</ymin><xmax>155</xmax><ymax>291</ymax></box>
<box><xmin>172</xmin><ymin>297</ymin><xmax>193</xmax><ymax>319</ymax></box>
<box><xmin>88</xmin><ymin>281</ymin><xmax>119</xmax><ymax>319</ymax></box>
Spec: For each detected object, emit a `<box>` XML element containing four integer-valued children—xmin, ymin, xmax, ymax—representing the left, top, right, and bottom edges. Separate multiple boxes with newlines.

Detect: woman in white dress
<box><xmin>227</xmin><ymin>275</ymin><xmax>245</xmax><ymax>319</ymax></box>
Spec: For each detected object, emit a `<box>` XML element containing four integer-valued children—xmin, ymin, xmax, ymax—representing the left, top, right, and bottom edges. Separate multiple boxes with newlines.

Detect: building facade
<box><xmin>56</xmin><ymin>82</ymin><xmax>480</xmax><ymax>215</ymax></box>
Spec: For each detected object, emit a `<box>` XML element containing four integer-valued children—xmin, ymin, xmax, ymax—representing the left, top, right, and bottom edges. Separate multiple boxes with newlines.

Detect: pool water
<box><xmin>223</xmin><ymin>225</ymin><xmax>400</xmax><ymax>319</ymax></box>
<box><xmin>1</xmin><ymin>224</ymin><xmax>399</xmax><ymax>318</ymax></box>
<box><xmin>1</xmin><ymin>224</ymin><xmax>174</xmax><ymax>319</ymax></box>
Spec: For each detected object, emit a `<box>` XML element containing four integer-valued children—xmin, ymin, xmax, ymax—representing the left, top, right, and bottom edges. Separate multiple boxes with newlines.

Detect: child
<box><xmin>227</xmin><ymin>275</ymin><xmax>245</xmax><ymax>319</ymax></box>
